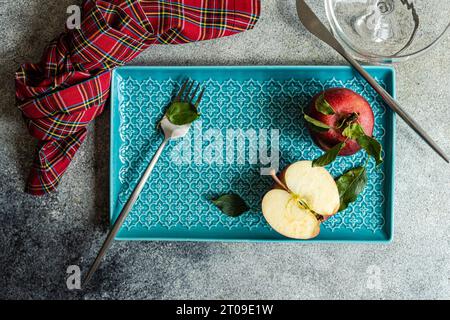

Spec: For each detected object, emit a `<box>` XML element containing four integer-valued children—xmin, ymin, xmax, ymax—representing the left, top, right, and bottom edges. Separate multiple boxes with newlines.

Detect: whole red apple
<box><xmin>306</xmin><ymin>88</ymin><xmax>374</xmax><ymax>156</ymax></box>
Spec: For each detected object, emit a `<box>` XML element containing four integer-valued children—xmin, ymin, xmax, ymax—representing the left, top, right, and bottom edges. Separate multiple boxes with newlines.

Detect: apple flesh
<box><xmin>262</xmin><ymin>189</ymin><xmax>321</xmax><ymax>239</ymax></box>
<box><xmin>306</xmin><ymin>88</ymin><xmax>374</xmax><ymax>156</ymax></box>
<box><xmin>262</xmin><ymin>161</ymin><xmax>340</xmax><ymax>239</ymax></box>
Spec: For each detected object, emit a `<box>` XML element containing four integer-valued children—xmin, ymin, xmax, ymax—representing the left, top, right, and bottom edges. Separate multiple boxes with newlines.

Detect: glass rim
<box><xmin>324</xmin><ymin>0</ymin><xmax>450</xmax><ymax>63</ymax></box>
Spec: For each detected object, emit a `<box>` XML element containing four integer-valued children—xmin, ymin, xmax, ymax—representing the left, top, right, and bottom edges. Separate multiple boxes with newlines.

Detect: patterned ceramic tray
<box><xmin>110</xmin><ymin>66</ymin><xmax>395</xmax><ymax>242</ymax></box>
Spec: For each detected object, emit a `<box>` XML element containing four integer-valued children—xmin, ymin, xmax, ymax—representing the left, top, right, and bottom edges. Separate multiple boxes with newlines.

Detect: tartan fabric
<box><xmin>15</xmin><ymin>0</ymin><xmax>260</xmax><ymax>195</ymax></box>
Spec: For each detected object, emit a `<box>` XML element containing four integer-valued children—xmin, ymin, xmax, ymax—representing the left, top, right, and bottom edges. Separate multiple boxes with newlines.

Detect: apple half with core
<box><xmin>306</xmin><ymin>88</ymin><xmax>374</xmax><ymax>156</ymax></box>
<box><xmin>262</xmin><ymin>161</ymin><xmax>340</xmax><ymax>239</ymax></box>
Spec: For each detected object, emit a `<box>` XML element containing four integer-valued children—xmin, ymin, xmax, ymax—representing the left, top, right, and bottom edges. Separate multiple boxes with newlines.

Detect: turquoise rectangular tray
<box><xmin>110</xmin><ymin>66</ymin><xmax>395</xmax><ymax>242</ymax></box>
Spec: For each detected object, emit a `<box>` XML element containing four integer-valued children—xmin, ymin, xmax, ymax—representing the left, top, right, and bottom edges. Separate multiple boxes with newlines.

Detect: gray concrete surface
<box><xmin>1</xmin><ymin>0</ymin><xmax>449</xmax><ymax>300</ymax></box>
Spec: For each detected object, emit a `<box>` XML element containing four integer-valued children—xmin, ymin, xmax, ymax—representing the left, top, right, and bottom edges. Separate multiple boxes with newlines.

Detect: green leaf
<box><xmin>341</xmin><ymin>122</ymin><xmax>383</xmax><ymax>165</ymax></box>
<box><xmin>315</xmin><ymin>93</ymin><xmax>335</xmax><ymax>115</ymax></box>
<box><xmin>166</xmin><ymin>102</ymin><xmax>200</xmax><ymax>126</ymax></box>
<box><xmin>304</xmin><ymin>114</ymin><xmax>330</xmax><ymax>132</ymax></box>
<box><xmin>335</xmin><ymin>166</ymin><xmax>368</xmax><ymax>212</ymax></box>
<box><xmin>312</xmin><ymin>142</ymin><xmax>346</xmax><ymax>167</ymax></box>
<box><xmin>211</xmin><ymin>194</ymin><xmax>250</xmax><ymax>218</ymax></box>
<box><xmin>337</xmin><ymin>112</ymin><xmax>359</xmax><ymax>129</ymax></box>
<box><xmin>357</xmin><ymin>135</ymin><xmax>383</xmax><ymax>166</ymax></box>
<box><xmin>342</xmin><ymin>123</ymin><xmax>366</xmax><ymax>140</ymax></box>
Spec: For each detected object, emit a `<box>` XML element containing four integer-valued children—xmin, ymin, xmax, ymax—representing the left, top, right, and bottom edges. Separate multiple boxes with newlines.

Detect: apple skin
<box><xmin>306</xmin><ymin>88</ymin><xmax>375</xmax><ymax>156</ymax></box>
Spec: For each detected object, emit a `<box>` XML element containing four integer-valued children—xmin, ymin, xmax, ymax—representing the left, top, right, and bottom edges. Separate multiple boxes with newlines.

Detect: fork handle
<box><xmin>83</xmin><ymin>138</ymin><xmax>169</xmax><ymax>286</ymax></box>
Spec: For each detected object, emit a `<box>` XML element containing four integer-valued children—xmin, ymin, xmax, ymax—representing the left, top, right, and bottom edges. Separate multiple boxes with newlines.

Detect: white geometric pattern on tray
<box><xmin>117</xmin><ymin>77</ymin><xmax>387</xmax><ymax>233</ymax></box>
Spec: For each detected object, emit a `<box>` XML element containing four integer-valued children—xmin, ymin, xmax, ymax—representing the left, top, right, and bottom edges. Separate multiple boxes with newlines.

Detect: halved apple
<box><xmin>262</xmin><ymin>161</ymin><xmax>340</xmax><ymax>239</ymax></box>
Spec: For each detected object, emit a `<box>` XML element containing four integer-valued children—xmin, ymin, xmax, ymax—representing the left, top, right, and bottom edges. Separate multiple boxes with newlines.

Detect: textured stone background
<box><xmin>1</xmin><ymin>0</ymin><xmax>449</xmax><ymax>299</ymax></box>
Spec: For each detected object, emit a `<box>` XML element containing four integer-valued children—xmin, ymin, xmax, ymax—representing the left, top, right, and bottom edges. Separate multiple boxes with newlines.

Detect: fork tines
<box><xmin>176</xmin><ymin>79</ymin><xmax>205</xmax><ymax>108</ymax></box>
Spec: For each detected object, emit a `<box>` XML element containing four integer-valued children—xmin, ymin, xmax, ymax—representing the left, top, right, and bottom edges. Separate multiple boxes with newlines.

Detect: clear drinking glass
<box><xmin>324</xmin><ymin>0</ymin><xmax>450</xmax><ymax>63</ymax></box>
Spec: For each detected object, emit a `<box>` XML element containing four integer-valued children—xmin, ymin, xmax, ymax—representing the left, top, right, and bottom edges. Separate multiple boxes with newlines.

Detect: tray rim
<box><xmin>110</xmin><ymin>65</ymin><xmax>396</xmax><ymax>243</ymax></box>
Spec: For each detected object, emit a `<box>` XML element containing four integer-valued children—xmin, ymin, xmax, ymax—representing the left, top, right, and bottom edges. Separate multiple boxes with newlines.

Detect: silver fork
<box><xmin>83</xmin><ymin>80</ymin><xmax>205</xmax><ymax>286</ymax></box>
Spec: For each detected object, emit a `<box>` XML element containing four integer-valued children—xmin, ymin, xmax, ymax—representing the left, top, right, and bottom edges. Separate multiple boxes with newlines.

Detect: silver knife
<box><xmin>296</xmin><ymin>0</ymin><xmax>449</xmax><ymax>163</ymax></box>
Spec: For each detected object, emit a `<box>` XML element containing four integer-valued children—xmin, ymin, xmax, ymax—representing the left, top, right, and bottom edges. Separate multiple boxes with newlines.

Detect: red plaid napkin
<box><xmin>15</xmin><ymin>0</ymin><xmax>260</xmax><ymax>195</ymax></box>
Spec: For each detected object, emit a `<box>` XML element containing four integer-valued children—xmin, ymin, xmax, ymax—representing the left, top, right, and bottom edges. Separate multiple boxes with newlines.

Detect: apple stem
<box><xmin>270</xmin><ymin>169</ymin><xmax>290</xmax><ymax>192</ymax></box>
